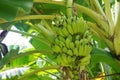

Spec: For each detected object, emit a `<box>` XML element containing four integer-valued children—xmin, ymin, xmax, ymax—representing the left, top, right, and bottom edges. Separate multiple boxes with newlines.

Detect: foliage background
<box><xmin>0</xmin><ymin>0</ymin><xmax>120</xmax><ymax>80</ymax></box>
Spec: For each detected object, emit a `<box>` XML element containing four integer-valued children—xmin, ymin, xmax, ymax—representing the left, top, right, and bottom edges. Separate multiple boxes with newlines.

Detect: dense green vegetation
<box><xmin>0</xmin><ymin>0</ymin><xmax>120</xmax><ymax>80</ymax></box>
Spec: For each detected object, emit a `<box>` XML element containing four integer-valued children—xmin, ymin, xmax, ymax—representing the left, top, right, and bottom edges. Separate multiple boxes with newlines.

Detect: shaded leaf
<box><xmin>91</xmin><ymin>47</ymin><xmax>120</xmax><ymax>73</ymax></box>
<box><xmin>30</xmin><ymin>38</ymin><xmax>51</xmax><ymax>50</ymax></box>
<box><xmin>0</xmin><ymin>0</ymin><xmax>33</xmax><ymax>21</ymax></box>
<box><xmin>0</xmin><ymin>47</ymin><xmax>19</xmax><ymax>68</ymax></box>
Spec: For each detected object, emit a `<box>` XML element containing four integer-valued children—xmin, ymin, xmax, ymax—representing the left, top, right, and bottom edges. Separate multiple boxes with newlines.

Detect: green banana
<box><xmin>59</xmin><ymin>41</ymin><xmax>65</xmax><ymax>48</ymax></box>
<box><xmin>73</xmin><ymin>47</ymin><xmax>79</xmax><ymax>56</ymax></box>
<box><xmin>55</xmin><ymin>38</ymin><xmax>60</xmax><ymax>45</ymax></box>
<box><xmin>76</xmin><ymin>18</ymin><xmax>87</xmax><ymax>34</ymax></box>
<box><xmin>61</xmin><ymin>54</ymin><xmax>68</xmax><ymax>66</ymax></box>
<box><xmin>65</xmin><ymin>38</ymin><xmax>71</xmax><ymax>49</ymax></box>
<box><xmin>66</xmin><ymin>24</ymin><xmax>74</xmax><ymax>35</ymax></box>
<box><xmin>58</xmin><ymin>28</ymin><xmax>64</xmax><ymax>36</ymax></box>
<box><xmin>83</xmin><ymin>45</ymin><xmax>92</xmax><ymax>56</ymax></box>
<box><xmin>67</xmin><ymin>17</ymin><xmax>73</xmax><ymax>24</ymax></box>
<box><xmin>80</xmin><ymin>55</ymin><xmax>91</xmax><ymax>66</ymax></box>
<box><xmin>67</xmin><ymin>49</ymin><xmax>73</xmax><ymax>56</ymax></box>
<box><xmin>62</xmin><ymin>27</ymin><xmax>69</xmax><ymax>36</ymax></box>
<box><xmin>79</xmin><ymin>39</ymin><xmax>87</xmax><ymax>46</ymax></box>
<box><xmin>52</xmin><ymin>45</ymin><xmax>61</xmax><ymax>53</ymax></box>
<box><xmin>69</xmin><ymin>42</ymin><xmax>74</xmax><ymax>49</ymax></box>
<box><xmin>71</xmin><ymin>21</ymin><xmax>78</xmax><ymax>34</ymax></box>
<box><xmin>63</xmin><ymin>20</ymin><xmax>67</xmax><ymax>27</ymax></box>
<box><xmin>75</xmin><ymin>34</ymin><xmax>81</xmax><ymax>40</ymax></box>
<box><xmin>75</xmin><ymin>40</ymin><xmax>80</xmax><ymax>48</ymax></box>
<box><xmin>58</xmin><ymin>36</ymin><xmax>66</xmax><ymax>42</ymax></box>
<box><xmin>56</xmin><ymin>55</ymin><xmax>62</xmax><ymax>64</ymax></box>
<box><xmin>78</xmin><ymin>45</ymin><xmax>84</xmax><ymax>56</ymax></box>
<box><xmin>52</xmin><ymin>15</ymin><xmax>93</xmax><ymax>77</ymax></box>
<box><xmin>63</xmin><ymin>47</ymin><xmax>68</xmax><ymax>53</ymax></box>
<box><xmin>67</xmin><ymin>35</ymin><xmax>73</xmax><ymax>41</ymax></box>
<box><xmin>67</xmin><ymin>55</ymin><xmax>73</xmax><ymax>65</ymax></box>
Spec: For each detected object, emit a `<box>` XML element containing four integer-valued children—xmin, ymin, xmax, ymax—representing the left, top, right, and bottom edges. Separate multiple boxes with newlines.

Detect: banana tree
<box><xmin>0</xmin><ymin>0</ymin><xmax>120</xmax><ymax>80</ymax></box>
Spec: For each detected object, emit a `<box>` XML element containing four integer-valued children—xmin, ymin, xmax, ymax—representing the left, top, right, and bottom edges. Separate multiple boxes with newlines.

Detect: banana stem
<box><xmin>66</xmin><ymin>0</ymin><xmax>73</xmax><ymax>17</ymax></box>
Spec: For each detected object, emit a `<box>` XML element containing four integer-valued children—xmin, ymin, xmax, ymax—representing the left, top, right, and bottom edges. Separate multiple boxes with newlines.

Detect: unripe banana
<box><xmin>80</xmin><ymin>55</ymin><xmax>91</xmax><ymax>66</ymax></box>
<box><xmin>75</xmin><ymin>40</ymin><xmax>80</xmax><ymax>48</ymax></box>
<box><xmin>58</xmin><ymin>28</ymin><xmax>64</xmax><ymax>36</ymax></box>
<box><xmin>83</xmin><ymin>30</ymin><xmax>91</xmax><ymax>38</ymax></box>
<box><xmin>67</xmin><ymin>17</ymin><xmax>73</xmax><ymax>24</ymax></box>
<box><xmin>67</xmin><ymin>35</ymin><xmax>73</xmax><ymax>41</ymax></box>
<box><xmin>55</xmin><ymin>38</ymin><xmax>60</xmax><ymax>45</ymax></box>
<box><xmin>62</xmin><ymin>47</ymin><xmax>68</xmax><ymax>53</ymax></box>
<box><xmin>71</xmin><ymin>21</ymin><xmax>78</xmax><ymax>34</ymax></box>
<box><xmin>67</xmin><ymin>49</ymin><xmax>73</xmax><ymax>56</ymax></box>
<box><xmin>59</xmin><ymin>41</ymin><xmax>65</xmax><ymax>48</ymax></box>
<box><xmin>75</xmin><ymin>34</ymin><xmax>81</xmax><ymax>40</ymax></box>
<box><xmin>69</xmin><ymin>42</ymin><xmax>75</xmax><ymax>49</ymax></box>
<box><xmin>58</xmin><ymin>36</ymin><xmax>65</xmax><ymax>42</ymax></box>
<box><xmin>67</xmin><ymin>55</ymin><xmax>72</xmax><ymax>65</ymax></box>
<box><xmin>61</xmin><ymin>15</ymin><xmax>66</xmax><ymax>21</ymax></box>
<box><xmin>79</xmin><ymin>39</ymin><xmax>87</xmax><ymax>46</ymax></box>
<box><xmin>62</xmin><ymin>27</ymin><xmax>69</xmax><ymax>36</ymax></box>
<box><xmin>52</xmin><ymin>45</ymin><xmax>61</xmax><ymax>53</ymax></box>
<box><xmin>65</xmin><ymin>38</ymin><xmax>71</xmax><ymax>49</ymax></box>
<box><xmin>56</xmin><ymin>55</ymin><xmax>62</xmax><ymax>64</ymax></box>
<box><xmin>66</xmin><ymin>24</ymin><xmax>74</xmax><ymax>35</ymax></box>
<box><xmin>83</xmin><ymin>45</ymin><xmax>92</xmax><ymax>56</ymax></box>
<box><xmin>73</xmin><ymin>47</ymin><xmax>79</xmax><ymax>56</ymax></box>
<box><xmin>63</xmin><ymin>20</ymin><xmax>67</xmax><ymax>27</ymax></box>
<box><xmin>61</xmin><ymin>54</ymin><xmax>68</xmax><ymax>66</ymax></box>
<box><xmin>78</xmin><ymin>45</ymin><xmax>84</xmax><ymax>56</ymax></box>
<box><xmin>76</xmin><ymin>18</ymin><xmax>87</xmax><ymax>34</ymax></box>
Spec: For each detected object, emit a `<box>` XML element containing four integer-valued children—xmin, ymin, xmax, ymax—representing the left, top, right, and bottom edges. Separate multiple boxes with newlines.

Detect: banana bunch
<box><xmin>52</xmin><ymin>15</ymin><xmax>92</xmax><ymax>79</ymax></box>
<box><xmin>54</xmin><ymin>16</ymin><xmax>87</xmax><ymax>37</ymax></box>
<box><xmin>56</xmin><ymin>54</ymin><xmax>76</xmax><ymax>67</ymax></box>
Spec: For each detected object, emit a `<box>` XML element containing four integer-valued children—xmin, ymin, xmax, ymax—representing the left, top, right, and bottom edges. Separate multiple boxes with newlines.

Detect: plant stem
<box><xmin>0</xmin><ymin>15</ymin><xmax>56</xmax><ymax>24</ymax></box>
<box><xmin>66</xmin><ymin>0</ymin><xmax>73</xmax><ymax>17</ymax></box>
<box><xmin>18</xmin><ymin>65</ymin><xmax>60</xmax><ymax>80</ymax></box>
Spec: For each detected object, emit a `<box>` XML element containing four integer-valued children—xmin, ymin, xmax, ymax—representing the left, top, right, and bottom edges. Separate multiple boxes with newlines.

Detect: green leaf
<box><xmin>0</xmin><ymin>22</ymin><xmax>13</xmax><ymax>30</ymax></box>
<box><xmin>0</xmin><ymin>0</ymin><xmax>33</xmax><ymax>21</ymax></box>
<box><xmin>0</xmin><ymin>47</ymin><xmax>19</xmax><ymax>68</ymax></box>
<box><xmin>30</xmin><ymin>38</ymin><xmax>51</xmax><ymax>50</ymax></box>
<box><xmin>14</xmin><ymin>21</ymin><xmax>31</xmax><ymax>32</ymax></box>
<box><xmin>10</xmin><ymin>56</ymin><xmax>29</xmax><ymax>67</ymax></box>
<box><xmin>35</xmin><ymin>3</ymin><xmax>66</xmax><ymax>14</ymax></box>
<box><xmin>92</xmin><ymin>35</ymin><xmax>107</xmax><ymax>48</ymax></box>
<box><xmin>91</xmin><ymin>47</ymin><xmax>120</xmax><ymax>73</ymax></box>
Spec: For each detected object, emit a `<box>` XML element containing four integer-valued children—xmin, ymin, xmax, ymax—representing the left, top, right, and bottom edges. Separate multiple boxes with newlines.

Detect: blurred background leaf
<box><xmin>0</xmin><ymin>0</ymin><xmax>33</xmax><ymax>21</ymax></box>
